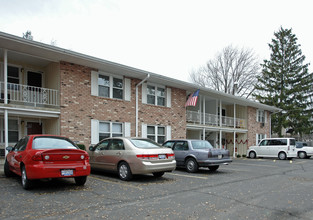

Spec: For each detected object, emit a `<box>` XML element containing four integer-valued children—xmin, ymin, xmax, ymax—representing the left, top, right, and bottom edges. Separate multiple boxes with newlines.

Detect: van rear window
<box><xmin>290</xmin><ymin>139</ymin><xmax>296</xmax><ymax>145</ymax></box>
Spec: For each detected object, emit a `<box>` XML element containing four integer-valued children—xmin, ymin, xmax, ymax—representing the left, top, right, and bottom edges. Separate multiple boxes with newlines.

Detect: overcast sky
<box><xmin>1</xmin><ymin>0</ymin><xmax>313</xmax><ymax>82</ymax></box>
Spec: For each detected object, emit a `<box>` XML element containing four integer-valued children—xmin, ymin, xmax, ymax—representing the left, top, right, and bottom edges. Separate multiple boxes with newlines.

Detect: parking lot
<box><xmin>1</xmin><ymin>158</ymin><xmax>313</xmax><ymax>220</ymax></box>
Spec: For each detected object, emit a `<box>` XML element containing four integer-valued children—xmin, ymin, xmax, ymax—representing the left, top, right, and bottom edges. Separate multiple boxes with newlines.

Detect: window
<box><xmin>147</xmin><ymin>85</ymin><xmax>165</xmax><ymax>106</ymax></box>
<box><xmin>147</xmin><ymin>125</ymin><xmax>165</xmax><ymax>144</ymax></box>
<box><xmin>1</xmin><ymin>119</ymin><xmax>19</xmax><ymax>143</ymax></box>
<box><xmin>257</xmin><ymin>110</ymin><xmax>265</xmax><ymax>123</ymax></box>
<box><xmin>173</xmin><ymin>141</ymin><xmax>189</xmax><ymax>151</ymax></box>
<box><xmin>99</xmin><ymin>122</ymin><xmax>123</xmax><ymax>141</ymax></box>
<box><xmin>98</xmin><ymin>74</ymin><xmax>123</xmax><ymax>99</ymax></box>
<box><xmin>8</xmin><ymin>66</ymin><xmax>19</xmax><ymax>84</ymax></box>
<box><xmin>257</xmin><ymin>134</ymin><xmax>266</xmax><ymax>144</ymax></box>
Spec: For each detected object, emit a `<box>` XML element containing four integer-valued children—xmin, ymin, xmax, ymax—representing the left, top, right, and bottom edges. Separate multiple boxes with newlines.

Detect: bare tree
<box><xmin>190</xmin><ymin>45</ymin><xmax>260</xmax><ymax>99</ymax></box>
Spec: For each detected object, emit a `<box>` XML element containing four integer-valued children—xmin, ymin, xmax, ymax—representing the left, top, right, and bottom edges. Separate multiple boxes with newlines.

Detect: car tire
<box><xmin>298</xmin><ymin>151</ymin><xmax>307</xmax><ymax>159</ymax></box>
<box><xmin>118</xmin><ymin>162</ymin><xmax>133</xmax><ymax>181</ymax></box>
<box><xmin>4</xmin><ymin>158</ymin><xmax>14</xmax><ymax>177</ymax></box>
<box><xmin>153</xmin><ymin>172</ymin><xmax>165</xmax><ymax>178</ymax></box>
<box><xmin>249</xmin><ymin>151</ymin><xmax>256</xmax><ymax>159</ymax></box>
<box><xmin>278</xmin><ymin>152</ymin><xmax>287</xmax><ymax>160</ymax></box>
<box><xmin>186</xmin><ymin>158</ymin><xmax>198</xmax><ymax>173</ymax></box>
<box><xmin>208</xmin><ymin>165</ymin><xmax>219</xmax><ymax>171</ymax></box>
<box><xmin>75</xmin><ymin>176</ymin><xmax>87</xmax><ymax>186</ymax></box>
<box><xmin>21</xmin><ymin>166</ymin><xmax>32</xmax><ymax>190</ymax></box>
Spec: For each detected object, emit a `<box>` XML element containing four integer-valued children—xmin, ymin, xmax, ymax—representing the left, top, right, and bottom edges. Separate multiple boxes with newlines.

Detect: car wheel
<box><xmin>278</xmin><ymin>152</ymin><xmax>287</xmax><ymax>160</ymax></box>
<box><xmin>118</xmin><ymin>162</ymin><xmax>133</xmax><ymax>181</ymax></box>
<box><xmin>153</xmin><ymin>172</ymin><xmax>165</xmax><ymax>178</ymax></box>
<box><xmin>186</xmin><ymin>158</ymin><xmax>198</xmax><ymax>173</ymax></box>
<box><xmin>208</xmin><ymin>165</ymin><xmax>219</xmax><ymax>171</ymax></box>
<box><xmin>298</xmin><ymin>151</ymin><xmax>307</xmax><ymax>159</ymax></box>
<box><xmin>249</xmin><ymin>151</ymin><xmax>256</xmax><ymax>159</ymax></box>
<box><xmin>75</xmin><ymin>176</ymin><xmax>87</xmax><ymax>186</ymax></box>
<box><xmin>21</xmin><ymin>166</ymin><xmax>32</xmax><ymax>190</ymax></box>
<box><xmin>4</xmin><ymin>158</ymin><xmax>14</xmax><ymax>177</ymax></box>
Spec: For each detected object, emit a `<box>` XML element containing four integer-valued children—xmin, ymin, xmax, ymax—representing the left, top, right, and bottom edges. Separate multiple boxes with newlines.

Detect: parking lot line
<box><xmin>234</xmin><ymin>162</ymin><xmax>278</xmax><ymax>168</ymax></box>
<box><xmin>167</xmin><ymin>173</ymin><xmax>208</xmax><ymax>179</ymax></box>
<box><xmin>89</xmin><ymin>175</ymin><xmax>143</xmax><ymax>190</ymax></box>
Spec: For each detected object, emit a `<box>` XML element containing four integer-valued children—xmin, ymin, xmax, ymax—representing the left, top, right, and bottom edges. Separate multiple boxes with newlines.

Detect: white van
<box><xmin>247</xmin><ymin>138</ymin><xmax>297</xmax><ymax>160</ymax></box>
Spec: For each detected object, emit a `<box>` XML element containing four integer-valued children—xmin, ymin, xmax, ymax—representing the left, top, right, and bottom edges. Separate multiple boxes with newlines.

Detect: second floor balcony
<box><xmin>186</xmin><ymin>110</ymin><xmax>247</xmax><ymax>129</ymax></box>
<box><xmin>0</xmin><ymin>82</ymin><xmax>59</xmax><ymax>109</ymax></box>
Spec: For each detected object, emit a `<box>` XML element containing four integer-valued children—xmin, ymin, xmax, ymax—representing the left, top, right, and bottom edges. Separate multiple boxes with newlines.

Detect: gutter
<box><xmin>135</xmin><ymin>74</ymin><xmax>150</xmax><ymax>137</ymax></box>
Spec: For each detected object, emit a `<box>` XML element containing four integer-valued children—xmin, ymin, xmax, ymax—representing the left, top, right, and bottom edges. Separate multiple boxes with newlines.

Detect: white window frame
<box><xmin>98</xmin><ymin>72</ymin><xmax>124</xmax><ymax>100</ymax></box>
<box><xmin>146</xmin><ymin>125</ymin><xmax>166</xmax><ymax>144</ymax></box>
<box><xmin>91</xmin><ymin>119</ymin><xmax>131</xmax><ymax>144</ymax></box>
<box><xmin>146</xmin><ymin>84</ymin><xmax>166</xmax><ymax>106</ymax></box>
<box><xmin>257</xmin><ymin>109</ymin><xmax>266</xmax><ymax>123</ymax></box>
<box><xmin>99</xmin><ymin>121</ymin><xmax>123</xmax><ymax>140</ymax></box>
<box><xmin>256</xmin><ymin>133</ymin><xmax>266</xmax><ymax>145</ymax></box>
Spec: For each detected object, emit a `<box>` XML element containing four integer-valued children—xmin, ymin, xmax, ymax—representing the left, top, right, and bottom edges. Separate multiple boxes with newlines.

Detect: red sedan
<box><xmin>4</xmin><ymin>135</ymin><xmax>90</xmax><ymax>189</ymax></box>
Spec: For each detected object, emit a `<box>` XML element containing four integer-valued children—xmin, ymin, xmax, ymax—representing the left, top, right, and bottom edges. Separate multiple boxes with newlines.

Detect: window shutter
<box><xmin>142</xmin><ymin>83</ymin><xmax>147</xmax><ymax>104</ymax></box>
<box><xmin>124</xmin><ymin>78</ymin><xmax>131</xmax><ymax>101</ymax></box>
<box><xmin>91</xmin><ymin>119</ymin><xmax>99</xmax><ymax>144</ymax></box>
<box><xmin>166</xmin><ymin>88</ymin><xmax>171</xmax><ymax>108</ymax></box>
<box><xmin>124</xmin><ymin>122</ymin><xmax>131</xmax><ymax>137</ymax></box>
<box><xmin>256</xmin><ymin>110</ymin><xmax>259</xmax><ymax>122</ymax></box>
<box><xmin>91</xmin><ymin>71</ymin><xmax>99</xmax><ymax>96</ymax></box>
<box><xmin>166</xmin><ymin>125</ymin><xmax>171</xmax><ymax>141</ymax></box>
<box><xmin>141</xmin><ymin>123</ymin><xmax>147</xmax><ymax>138</ymax></box>
<box><xmin>256</xmin><ymin>133</ymin><xmax>258</xmax><ymax>145</ymax></box>
<box><xmin>265</xmin><ymin>111</ymin><xmax>267</xmax><ymax>123</ymax></box>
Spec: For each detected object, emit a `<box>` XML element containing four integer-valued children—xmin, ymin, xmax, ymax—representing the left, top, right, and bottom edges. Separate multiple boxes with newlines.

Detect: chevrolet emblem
<box><xmin>63</xmin><ymin>155</ymin><xmax>70</xmax><ymax>159</ymax></box>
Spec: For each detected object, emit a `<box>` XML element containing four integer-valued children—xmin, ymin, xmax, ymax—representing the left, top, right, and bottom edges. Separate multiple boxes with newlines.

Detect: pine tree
<box><xmin>254</xmin><ymin>27</ymin><xmax>313</xmax><ymax>137</ymax></box>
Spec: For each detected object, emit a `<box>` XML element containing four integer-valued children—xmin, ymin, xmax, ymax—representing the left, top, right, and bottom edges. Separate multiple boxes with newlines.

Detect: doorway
<box><xmin>27</xmin><ymin>122</ymin><xmax>42</xmax><ymax>135</ymax></box>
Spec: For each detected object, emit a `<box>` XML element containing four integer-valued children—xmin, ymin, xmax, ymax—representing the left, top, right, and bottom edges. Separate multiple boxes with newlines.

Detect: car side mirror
<box><xmin>89</xmin><ymin>146</ymin><xmax>95</xmax><ymax>151</ymax></box>
<box><xmin>6</xmin><ymin>146</ymin><xmax>13</xmax><ymax>152</ymax></box>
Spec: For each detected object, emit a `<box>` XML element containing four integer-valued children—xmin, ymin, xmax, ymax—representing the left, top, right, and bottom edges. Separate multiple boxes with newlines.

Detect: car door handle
<box><xmin>116</xmin><ymin>152</ymin><xmax>121</xmax><ymax>155</ymax></box>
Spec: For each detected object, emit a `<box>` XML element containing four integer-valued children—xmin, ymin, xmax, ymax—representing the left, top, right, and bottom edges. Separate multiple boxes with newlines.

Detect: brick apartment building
<box><xmin>0</xmin><ymin>32</ymin><xmax>279</xmax><ymax>157</ymax></box>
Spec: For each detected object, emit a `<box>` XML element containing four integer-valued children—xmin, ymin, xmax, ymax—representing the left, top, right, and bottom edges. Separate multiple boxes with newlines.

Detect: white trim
<box><xmin>91</xmin><ymin>119</ymin><xmax>99</xmax><ymax>144</ymax></box>
<box><xmin>124</xmin><ymin>78</ymin><xmax>131</xmax><ymax>101</ymax></box>
<box><xmin>166</xmin><ymin>87</ymin><xmax>171</xmax><ymax>108</ymax></box>
<box><xmin>91</xmin><ymin>71</ymin><xmax>98</xmax><ymax>96</ymax></box>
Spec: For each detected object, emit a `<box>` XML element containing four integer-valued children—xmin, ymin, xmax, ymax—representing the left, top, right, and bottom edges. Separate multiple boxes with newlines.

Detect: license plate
<box><xmin>158</xmin><ymin>154</ymin><xmax>166</xmax><ymax>159</ymax></box>
<box><xmin>61</xmin><ymin>169</ymin><xmax>73</xmax><ymax>176</ymax></box>
<box><xmin>218</xmin><ymin>155</ymin><xmax>222</xmax><ymax>159</ymax></box>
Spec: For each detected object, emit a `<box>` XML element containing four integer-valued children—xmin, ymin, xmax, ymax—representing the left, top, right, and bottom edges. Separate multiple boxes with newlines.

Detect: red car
<box><xmin>4</xmin><ymin>135</ymin><xmax>91</xmax><ymax>189</ymax></box>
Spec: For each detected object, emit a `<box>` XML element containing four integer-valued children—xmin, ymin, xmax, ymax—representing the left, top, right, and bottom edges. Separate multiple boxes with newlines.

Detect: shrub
<box><xmin>76</xmin><ymin>144</ymin><xmax>86</xmax><ymax>151</ymax></box>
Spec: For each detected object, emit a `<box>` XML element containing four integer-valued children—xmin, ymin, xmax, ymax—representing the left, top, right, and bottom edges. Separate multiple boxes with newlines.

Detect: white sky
<box><xmin>1</xmin><ymin>0</ymin><xmax>313</xmax><ymax>82</ymax></box>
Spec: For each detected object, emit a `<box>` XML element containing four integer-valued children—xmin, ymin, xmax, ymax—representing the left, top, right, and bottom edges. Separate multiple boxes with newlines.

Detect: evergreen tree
<box><xmin>254</xmin><ymin>27</ymin><xmax>313</xmax><ymax>137</ymax></box>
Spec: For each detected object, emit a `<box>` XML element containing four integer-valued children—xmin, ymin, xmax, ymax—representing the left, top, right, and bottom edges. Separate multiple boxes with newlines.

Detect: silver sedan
<box><xmin>88</xmin><ymin>137</ymin><xmax>176</xmax><ymax>180</ymax></box>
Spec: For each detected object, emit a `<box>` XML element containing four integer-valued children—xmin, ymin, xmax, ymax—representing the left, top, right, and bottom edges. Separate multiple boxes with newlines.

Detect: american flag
<box><xmin>185</xmin><ymin>89</ymin><xmax>200</xmax><ymax>107</ymax></box>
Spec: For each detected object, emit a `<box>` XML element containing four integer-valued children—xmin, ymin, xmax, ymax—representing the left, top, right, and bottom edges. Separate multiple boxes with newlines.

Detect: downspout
<box><xmin>135</xmin><ymin>74</ymin><xmax>150</xmax><ymax>137</ymax></box>
<box><xmin>4</xmin><ymin>49</ymin><xmax>8</xmax><ymax>157</ymax></box>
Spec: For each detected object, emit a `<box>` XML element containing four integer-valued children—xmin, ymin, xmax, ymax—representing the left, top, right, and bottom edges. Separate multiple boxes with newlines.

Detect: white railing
<box><xmin>186</xmin><ymin>110</ymin><xmax>246</xmax><ymax>129</ymax></box>
<box><xmin>0</xmin><ymin>82</ymin><xmax>59</xmax><ymax>107</ymax></box>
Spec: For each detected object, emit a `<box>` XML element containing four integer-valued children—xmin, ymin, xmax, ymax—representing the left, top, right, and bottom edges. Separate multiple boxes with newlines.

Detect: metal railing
<box><xmin>186</xmin><ymin>110</ymin><xmax>246</xmax><ymax>129</ymax></box>
<box><xmin>0</xmin><ymin>82</ymin><xmax>59</xmax><ymax>107</ymax></box>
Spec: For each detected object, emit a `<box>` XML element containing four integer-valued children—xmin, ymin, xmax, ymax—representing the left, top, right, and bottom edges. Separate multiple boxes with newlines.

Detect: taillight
<box><xmin>32</xmin><ymin>152</ymin><xmax>43</xmax><ymax>161</ymax></box>
<box><xmin>82</xmin><ymin>154</ymin><xmax>89</xmax><ymax>160</ymax></box>
<box><xmin>167</xmin><ymin>153</ymin><xmax>175</xmax><ymax>159</ymax></box>
<box><xmin>136</xmin><ymin>154</ymin><xmax>158</xmax><ymax>160</ymax></box>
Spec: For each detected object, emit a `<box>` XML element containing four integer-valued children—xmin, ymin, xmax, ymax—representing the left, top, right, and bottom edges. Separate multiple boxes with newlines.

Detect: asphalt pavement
<box><xmin>1</xmin><ymin>158</ymin><xmax>313</xmax><ymax>219</ymax></box>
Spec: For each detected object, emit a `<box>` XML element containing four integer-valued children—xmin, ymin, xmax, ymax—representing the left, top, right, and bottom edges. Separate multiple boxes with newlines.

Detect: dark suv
<box><xmin>163</xmin><ymin>139</ymin><xmax>232</xmax><ymax>173</ymax></box>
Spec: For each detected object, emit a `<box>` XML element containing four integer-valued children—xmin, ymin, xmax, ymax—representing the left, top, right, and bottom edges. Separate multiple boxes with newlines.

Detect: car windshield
<box><xmin>130</xmin><ymin>139</ymin><xmax>161</xmax><ymax>149</ymax></box>
<box><xmin>32</xmin><ymin>137</ymin><xmax>77</xmax><ymax>150</ymax></box>
<box><xmin>191</xmin><ymin>140</ymin><xmax>213</xmax><ymax>149</ymax></box>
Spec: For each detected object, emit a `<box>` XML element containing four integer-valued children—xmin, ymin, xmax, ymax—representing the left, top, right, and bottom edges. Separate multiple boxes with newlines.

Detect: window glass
<box><xmin>98</xmin><ymin>75</ymin><xmax>110</xmax><ymax>98</ymax></box>
<box><xmin>130</xmin><ymin>138</ymin><xmax>161</xmax><ymax>149</ymax></box>
<box><xmin>191</xmin><ymin>140</ymin><xmax>213</xmax><ymax>149</ymax></box>
<box><xmin>280</xmin><ymin>139</ymin><xmax>287</xmax><ymax>145</ymax></box>
<box><xmin>147</xmin><ymin>85</ymin><xmax>155</xmax><ymax>105</ymax></box>
<box><xmin>259</xmin><ymin>140</ymin><xmax>268</xmax><ymax>146</ymax></box>
<box><xmin>113</xmin><ymin>78</ymin><xmax>123</xmax><ymax>99</ymax></box>
<box><xmin>112</xmin><ymin>123</ymin><xmax>122</xmax><ymax>133</ymax></box>
<box><xmin>99</xmin><ymin>122</ymin><xmax>110</xmax><ymax>132</ymax></box>
<box><xmin>290</xmin><ymin>139</ymin><xmax>296</xmax><ymax>146</ymax></box>
<box><xmin>32</xmin><ymin>137</ymin><xmax>77</xmax><ymax>149</ymax></box>
<box><xmin>95</xmin><ymin>140</ymin><xmax>110</xmax><ymax>151</ymax></box>
<box><xmin>8</xmin><ymin>66</ymin><xmax>19</xmax><ymax>84</ymax></box>
<box><xmin>108</xmin><ymin>139</ymin><xmax>124</xmax><ymax>150</ymax></box>
<box><xmin>99</xmin><ymin>122</ymin><xmax>123</xmax><ymax>140</ymax></box>
<box><xmin>4</xmin><ymin>119</ymin><xmax>19</xmax><ymax>143</ymax></box>
<box><xmin>163</xmin><ymin>141</ymin><xmax>175</xmax><ymax>148</ymax></box>
<box><xmin>174</xmin><ymin>141</ymin><xmax>188</xmax><ymax>151</ymax></box>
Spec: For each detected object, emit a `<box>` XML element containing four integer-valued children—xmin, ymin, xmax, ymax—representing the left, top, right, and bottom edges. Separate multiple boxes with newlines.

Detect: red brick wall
<box><xmin>59</xmin><ymin>61</ymin><xmax>186</xmax><ymax>146</ymax></box>
<box><xmin>247</xmin><ymin>106</ymin><xmax>270</xmax><ymax>147</ymax></box>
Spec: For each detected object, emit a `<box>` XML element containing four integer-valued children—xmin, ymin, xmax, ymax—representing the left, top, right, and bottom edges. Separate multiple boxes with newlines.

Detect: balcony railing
<box><xmin>0</xmin><ymin>82</ymin><xmax>59</xmax><ymax>107</ymax></box>
<box><xmin>186</xmin><ymin>110</ymin><xmax>246</xmax><ymax>129</ymax></box>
